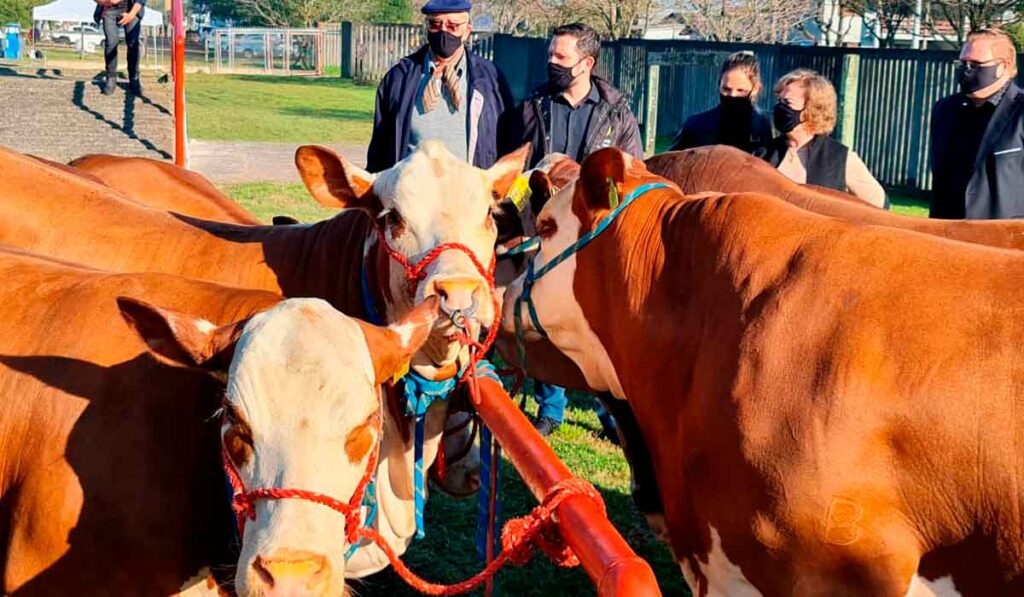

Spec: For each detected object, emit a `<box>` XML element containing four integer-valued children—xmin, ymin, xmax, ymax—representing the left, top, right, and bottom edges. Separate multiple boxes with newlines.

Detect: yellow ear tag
<box><xmin>391</xmin><ymin>359</ymin><xmax>410</xmax><ymax>385</ymax></box>
<box><xmin>506</xmin><ymin>174</ymin><xmax>533</xmax><ymax>212</ymax></box>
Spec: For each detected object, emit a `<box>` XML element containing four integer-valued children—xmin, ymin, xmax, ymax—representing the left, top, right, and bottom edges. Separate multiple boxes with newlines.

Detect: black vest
<box><xmin>761</xmin><ymin>134</ymin><xmax>849</xmax><ymax>192</ymax></box>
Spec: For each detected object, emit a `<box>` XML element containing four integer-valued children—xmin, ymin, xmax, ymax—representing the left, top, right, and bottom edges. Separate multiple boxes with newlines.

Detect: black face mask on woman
<box><xmin>720</xmin><ymin>94</ymin><xmax>753</xmax><ymax>115</ymax></box>
<box><xmin>547</xmin><ymin>60</ymin><xmax>583</xmax><ymax>91</ymax></box>
<box><xmin>773</xmin><ymin>102</ymin><xmax>803</xmax><ymax>134</ymax></box>
<box><xmin>959</xmin><ymin>63</ymin><xmax>1001</xmax><ymax>94</ymax></box>
<box><xmin>428</xmin><ymin>30</ymin><xmax>463</xmax><ymax>59</ymax></box>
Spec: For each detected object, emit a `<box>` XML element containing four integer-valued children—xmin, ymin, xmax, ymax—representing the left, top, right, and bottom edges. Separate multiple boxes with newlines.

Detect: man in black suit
<box><xmin>931</xmin><ymin>28</ymin><xmax>1024</xmax><ymax>219</ymax></box>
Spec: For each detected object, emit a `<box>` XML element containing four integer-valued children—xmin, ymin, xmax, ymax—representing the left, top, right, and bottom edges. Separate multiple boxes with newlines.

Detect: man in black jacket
<box><xmin>507</xmin><ymin>23</ymin><xmax>643</xmax><ymax>169</ymax></box>
<box><xmin>931</xmin><ymin>28</ymin><xmax>1024</xmax><ymax>219</ymax></box>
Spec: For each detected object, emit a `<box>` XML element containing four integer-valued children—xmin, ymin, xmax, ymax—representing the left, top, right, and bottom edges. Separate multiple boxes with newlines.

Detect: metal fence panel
<box><xmin>212</xmin><ymin>27</ymin><xmax>322</xmax><ymax>75</ymax></box>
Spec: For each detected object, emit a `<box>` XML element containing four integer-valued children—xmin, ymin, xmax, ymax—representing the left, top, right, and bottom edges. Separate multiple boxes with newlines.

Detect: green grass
<box><xmin>186</xmin><ymin>73</ymin><xmax>376</xmax><ymax>143</ymax></box>
<box><xmin>361</xmin><ymin>394</ymin><xmax>689</xmax><ymax>597</ymax></box>
<box><xmin>221</xmin><ymin>182</ymin><xmax>336</xmax><ymax>223</ymax></box>
<box><xmin>887</xmin><ymin>189</ymin><xmax>930</xmax><ymax>217</ymax></box>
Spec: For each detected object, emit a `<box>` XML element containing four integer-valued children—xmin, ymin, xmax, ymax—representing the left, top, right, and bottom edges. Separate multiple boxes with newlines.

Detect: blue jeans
<box><xmin>534</xmin><ymin>382</ymin><xmax>568</xmax><ymax>423</ymax></box>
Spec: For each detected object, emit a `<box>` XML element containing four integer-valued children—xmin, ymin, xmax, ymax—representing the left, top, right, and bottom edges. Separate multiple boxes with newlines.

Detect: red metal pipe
<box><xmin>171</xmin><ymin>0</ymin><xmax>186</xmax><ymax>167</ymax></box>
<box><xmin>474</xmin><ymin>376</ymin><xmax>662</xmax><ymax>596</ymax></box>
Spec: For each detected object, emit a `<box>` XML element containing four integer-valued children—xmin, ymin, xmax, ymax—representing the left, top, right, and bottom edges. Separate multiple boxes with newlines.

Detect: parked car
<box><xmin>52</xmin><ymin>25</ymin><xmax>106</xmax><ymax>53</ymax></box>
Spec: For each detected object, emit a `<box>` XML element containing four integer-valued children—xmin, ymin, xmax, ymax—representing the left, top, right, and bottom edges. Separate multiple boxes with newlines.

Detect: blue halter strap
<box><xmin>515</xmin><ymin>182</ymin><xmax>669</xmax><ymax>342</ymax></box>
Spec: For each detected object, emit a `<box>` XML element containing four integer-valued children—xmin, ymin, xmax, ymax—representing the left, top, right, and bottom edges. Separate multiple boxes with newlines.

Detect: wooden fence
<box><xmin>340</xmin><ymin>22</ymin><xmax>494</xmax><ymax>84</ymax></box>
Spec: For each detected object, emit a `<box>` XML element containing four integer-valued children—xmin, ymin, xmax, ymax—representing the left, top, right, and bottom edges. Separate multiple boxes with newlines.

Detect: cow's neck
<box><xmin>238</xmin><ymin>211</ymin><xmax>377</xmax><ymax>318</ymax></box>
<box><xmin>572</xmin><ymin>190</ymin><xmax>801</xmax><ymax>415</ymax></box>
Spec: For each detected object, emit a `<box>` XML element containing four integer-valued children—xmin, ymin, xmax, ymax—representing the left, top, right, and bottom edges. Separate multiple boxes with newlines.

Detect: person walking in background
<box><xmin>507</xmin><ymin>22</ymin><xmax>643</xmax><ymax>169</ymax></box>
<box><xmin>930</xmin><ymin>28</ymin><xmax>1024</xmax><ymax>219</ymax></box>
<box><xmin>366</xmin><ymin>0</ymin><xmax>513</xmax><ymax>172</ymax></box>
<box><xmin>759</xmin><ymin>69</ymin><xmax>886</xmax><ymax>208</ymax></box>
<box><xmin>94</xmin><ymin>0</ymin><xmax>145</xmax><ymax>96</ymax></box>
<box><xmin>506</xmin><ymin>22</ymin><xmax>639</xmax><ymax>437</ymax></box>
<box><xmin>669</xmin><ymin>51</ymin><xmax>772</xmax><ymax>153</ymax></box>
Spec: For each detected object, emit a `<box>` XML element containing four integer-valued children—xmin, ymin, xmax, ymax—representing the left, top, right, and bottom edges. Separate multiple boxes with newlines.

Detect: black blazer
<box><xmin>931</xmin><ymin>82</ymin><xmax>1024</xmax><ymax>219</ymax></box>
<box><xmin>669</xmin><ymin>105</ymin><xmax>772</xmax><ymax>154</ymax></box>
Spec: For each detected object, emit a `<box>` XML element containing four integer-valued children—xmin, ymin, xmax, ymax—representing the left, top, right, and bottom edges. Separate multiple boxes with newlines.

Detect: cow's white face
<box><xmin>296</xmin><ymin>142</ymin><xmax>529</xmax><ymax>373</ymax></box>
<box><xmin>501</xmin><ymin>176</ymin><xmax>627</xmax><ymax>399</ymax></box>
<box><xmin>118</xmin><ymin>294</ymin><xmax>435</xmax><ymax>596</ymax></box>
<box><xmin>221</xmin><ymin>299</ymin><xmax>435</xmax><ymax>597</ymax></box>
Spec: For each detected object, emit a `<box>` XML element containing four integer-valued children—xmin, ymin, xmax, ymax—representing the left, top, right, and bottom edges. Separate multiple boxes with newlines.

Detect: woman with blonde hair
<box><xmin>669</xmin><ymin>51</ymin><xmax>772</xmax><ymax>153</ymax></box>
<box><xmin>760</xmin><ymin>69</ymin><xmax>886</xmax><ymax>207</ymax></box>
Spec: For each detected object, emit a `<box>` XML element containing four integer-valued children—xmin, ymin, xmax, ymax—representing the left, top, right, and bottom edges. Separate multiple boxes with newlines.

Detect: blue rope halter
<box><xmin>514</xmin><ymin>181</ymin><xmax>669</xmax><ymax>345</ymax></box>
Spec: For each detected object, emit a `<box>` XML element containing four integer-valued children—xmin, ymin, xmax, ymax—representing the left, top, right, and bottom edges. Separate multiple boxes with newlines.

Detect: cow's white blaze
<box><xmin>906</xmin><ymin>574</ymin><xmax>962</xmax><ymax>596</ymax></box>
<box><xmin>502</xmin><ymin>180</ymin><xmax>627</xmax><ymax>399</ymax></box>
<box><xmin>227</xmin><ymin>299</ymin><xmax>380</xmax><ymax>596</ymax></box>
<box><xmin>372</xmin><ymin>141</ymin><xmax>502</xmax><ymax>369</ymax></box>
<box><xmin>679</xmin><ymin>526</ymin><xmax>764</xmax><ymax>596</ymax></box>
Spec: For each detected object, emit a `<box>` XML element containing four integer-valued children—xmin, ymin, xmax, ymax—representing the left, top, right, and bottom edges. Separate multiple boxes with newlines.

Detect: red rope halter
<box><xmin>219</xmin><ymin>221</ymin><xmax>606</xmax><ymax>595</ymax></box>
<box><xmin>221</xmin><ymin>402</ymin><xmax>383</xmax><ymax>545</ymax></box>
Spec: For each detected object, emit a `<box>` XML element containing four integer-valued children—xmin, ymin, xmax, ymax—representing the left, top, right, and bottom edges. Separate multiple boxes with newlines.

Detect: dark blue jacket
<box><xmin>366</xmin><ymin>46</ymin><xmax>514</xmax><ymax>172</ymax></box>
<box><xmin>931</xmin><ymin>82</ymin><xmax>1024</xmax><ymax>219</ymax></box>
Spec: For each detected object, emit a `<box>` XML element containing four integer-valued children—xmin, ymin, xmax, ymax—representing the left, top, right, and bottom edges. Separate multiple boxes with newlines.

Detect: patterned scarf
<box><xmin>422</xmin><ymin>46</ymin><xmax>465</xmax><ymax>114</ymax></box>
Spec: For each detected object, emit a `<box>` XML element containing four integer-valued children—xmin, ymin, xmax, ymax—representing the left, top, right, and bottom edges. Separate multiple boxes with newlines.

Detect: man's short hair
<box><xmin>552</xmin><ymin>23</ymin><xmax>601</xmax><ymax>61</ymax></box>
<box><xmin>774</xmin><ymin>69</ymin><xmax>838</xmax><ymax>135</ymax></box>
<box><xmin>965</xmin><ymin>28</ymin><xmax>1018</xmax><ymax>76</ymax></box>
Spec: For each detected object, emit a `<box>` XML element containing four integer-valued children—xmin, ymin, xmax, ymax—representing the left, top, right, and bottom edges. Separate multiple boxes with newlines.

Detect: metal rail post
<box><xmin>474</xmin><ymin>376</ymin><xmax>662</xmax><ymax>596</ymax></box>
<box><xmin>172</xmin><ymin>0</ymin><xmax>186</xmax><ymax>167</ymax></box>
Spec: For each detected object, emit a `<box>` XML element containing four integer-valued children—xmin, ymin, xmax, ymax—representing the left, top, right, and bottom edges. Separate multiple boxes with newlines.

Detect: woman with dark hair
<box><xmin>669</xmin><ymin>51</ymin><xmax>772</xmax><ymax>153</ymax></box>
<box><xmin>760</xmin><ymin>69</ymin><xmax>886</xmax><ymax>207</ymax></box>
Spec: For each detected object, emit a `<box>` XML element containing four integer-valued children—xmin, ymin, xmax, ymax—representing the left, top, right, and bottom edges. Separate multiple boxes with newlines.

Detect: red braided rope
<box><xmin>352</xmin><ymin>477</ymin><xmax>604</xmax><ymax>596</ymax></box>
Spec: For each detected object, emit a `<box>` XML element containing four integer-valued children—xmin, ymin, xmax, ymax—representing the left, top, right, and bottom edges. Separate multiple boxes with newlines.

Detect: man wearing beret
<box><xmin>366</xmin><ymin>0</ymin><xmax>515</xmax><ymax>172</ymax></box>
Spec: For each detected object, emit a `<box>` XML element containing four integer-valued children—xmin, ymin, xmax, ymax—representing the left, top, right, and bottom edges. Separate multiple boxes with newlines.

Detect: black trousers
<box><xmin>101</xmin><ymin>7</ymin><xmax>142</xmax><ymax>81</ymax></box>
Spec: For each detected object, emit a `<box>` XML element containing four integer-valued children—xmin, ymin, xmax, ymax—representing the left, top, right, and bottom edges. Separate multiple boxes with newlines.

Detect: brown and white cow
<box><xmin>68</xmin><ymin>154</ymin><xmax>262</xmax><ymax>224</ymax></box>
<box><xmin>0</xmin><ymin>140</ymin><xmax>529</xmax><ymax>574</ymax></box>
<box><xmin>0</xmin><ymin>247</ymin><xmax>436</xmax><ymax>595</ymax></box>
<box><xmin>503</xmin><ymin>148</ymin><xmax>1024</xmax><ymax>595</ymax></box>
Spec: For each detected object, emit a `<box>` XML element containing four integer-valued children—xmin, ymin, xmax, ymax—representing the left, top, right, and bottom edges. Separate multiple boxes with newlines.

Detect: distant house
<box><xmin>642</xmin><ymin>10</ymin><xmax>697</xmax><ymax>40</ymax></box>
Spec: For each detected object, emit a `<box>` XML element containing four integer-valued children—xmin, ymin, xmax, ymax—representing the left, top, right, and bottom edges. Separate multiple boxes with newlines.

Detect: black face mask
<box><xmin>428</xmin><ymin>30</ymin><xmax>463</xmax><ymax>59</ymax></box>
<box><xmin>773</xmin><ymin>102</ymin><xmax>803</xmax><ymax>134</ymax></box>
<box><xmin>959</xmin><ymin>63</ymin><xmax>1001</xmax><ymax>94</ymax></box>
<box><xmin>720</xmin><ymin>94</ymin><xmax>753</xmax><ymax>115</ymax></box>
<box><xmin>547</xmin><ymin>60</ymin><xmax>583</xmax><ymax>91</ymax></box>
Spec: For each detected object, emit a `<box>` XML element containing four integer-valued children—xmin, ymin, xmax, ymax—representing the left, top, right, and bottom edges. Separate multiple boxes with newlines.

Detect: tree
<box><xmin>0</xmin><ymin>0</ymin><xmax>51</xmax><ymax>29</ymax></box>
<box><xmin>232</xmin><ymin>0</ymin><xmax>381</xmax><ymax>26</ymax></box>
<box><xmin>846</xmin><ymin>0</ymin><xmax>917</xmax><ymax>47</ymax></box>
<box><xmin>675</xmin><ymin>0</ymin><xmax>815</xmax><ymax>43</ymax></box>
<box><xmin>562</xmin><ymin>0</ymin><xmax>659</xmax><ymax>39</ymax></box>
<box><xmin>927</xmin><ymin>0</ymin><xmax>1020</xmax><ymax>44</ymax></box>
<box><xmin>370</xmin><ymin>0</ymin><xmax>415</xmax><ymax>23</ymax></box>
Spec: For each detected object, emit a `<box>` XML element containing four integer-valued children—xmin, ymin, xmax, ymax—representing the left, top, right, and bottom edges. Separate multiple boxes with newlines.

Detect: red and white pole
<box><xmin>171</xmin><ymin>0</ymin><xmax>186</xmax><ymax>167</ymax></box>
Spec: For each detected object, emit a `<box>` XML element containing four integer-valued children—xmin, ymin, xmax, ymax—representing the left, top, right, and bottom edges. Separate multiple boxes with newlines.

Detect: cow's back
<box><xmin>647</xmin><ymin>147</ymin><xmax>1024</xmax><ymax>250</ymax></box>
<box><xmin>69</xmin><ymin>154</ymin><xmax>261</xmax><ymax>225</ymax></box>
<box><xmin>1</xmin><ymin>146</ymin><xmax>281</xmax><ymax>290</ymax></box>
<box><xmin>0</xmin><ymin>249</ymin><xmax>279</xmax><ymax>594</ymax></box>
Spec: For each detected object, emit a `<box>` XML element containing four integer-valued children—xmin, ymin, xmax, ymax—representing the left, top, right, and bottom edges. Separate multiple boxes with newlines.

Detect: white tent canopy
<box><xmin>32</xmin><ymin>0</ymin><xmax>164</xmax><ymax>26</ymax></box>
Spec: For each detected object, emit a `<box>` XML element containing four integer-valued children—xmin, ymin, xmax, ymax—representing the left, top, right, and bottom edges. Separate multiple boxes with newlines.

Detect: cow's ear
<box><xmin>355</xmin><ymin>296</ymin><xmax>439</xmax><ymax>385</ymax></box>
<box><xmin>295</xmin><ymin>145</ymin><xmax>379</xmax><ymax>212</ymax></box>
<box><xmin>487</xmin><ymin>143</ymin><xmax>531</xmax><ymax>201</ymax></box>
<box><xmin>116</xmin><ymin>297</ymin><xmax>249</xmax><ymax>374</ymax></box>
<box><xmin>575</xmin><ymin>148</ymin><xmax>636</xmax><ymax>212</ymax></box>
<box><xmin>528</xmin><ymin>169</ymin><xmax>557</xmax><ymax>215</ymax></box>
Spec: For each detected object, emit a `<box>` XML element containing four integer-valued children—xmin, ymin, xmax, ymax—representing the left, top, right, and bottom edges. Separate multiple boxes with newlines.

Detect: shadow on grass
<box><xmin>889</xmin><ymin>193</ymin><xmax>930</xmax><ymax>213</ymax></box>
<box><xmin>224</xmin><ymin>74</ymin><xmax>372</xmax><ymax>88</ymax></box>
<box><xmin>358</xmin><ymin>458</ymin><xmax>689</xmax><ymax>597</ymax></box>
<box><xmin>278</xmin><ymin>106</ymin><xmax>374</xmax><ymax>120</ymax></box>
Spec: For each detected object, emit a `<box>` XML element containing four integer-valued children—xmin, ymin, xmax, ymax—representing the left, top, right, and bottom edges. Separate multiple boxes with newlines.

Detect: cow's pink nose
<box><xmin>434</xmin><ymin>278</ymin><xmax>483</xmax><ymax>311</ymax></box>
<box><xmin>252</xmin><ymin>550</ymin><xmax>330</xmax><ymax>596</ymax></box>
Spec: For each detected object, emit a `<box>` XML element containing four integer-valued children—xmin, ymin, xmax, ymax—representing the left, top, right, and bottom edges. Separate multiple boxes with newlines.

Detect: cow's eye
<box><xmin>536</xmin><ymin>218</ymin><xmax>557</xmax><ymax>239</ymax></box>
<box><xmin>380</xmin><ymin>209</ymin><xmax>406</xmax><ymax>237</ymax></box>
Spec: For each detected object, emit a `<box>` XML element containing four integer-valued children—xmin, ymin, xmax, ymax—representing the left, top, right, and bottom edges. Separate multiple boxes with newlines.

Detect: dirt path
<box><xmin>188</xmin><ymin>140</ymin><xmax>366</xmax><ymax>184</ymax></box>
